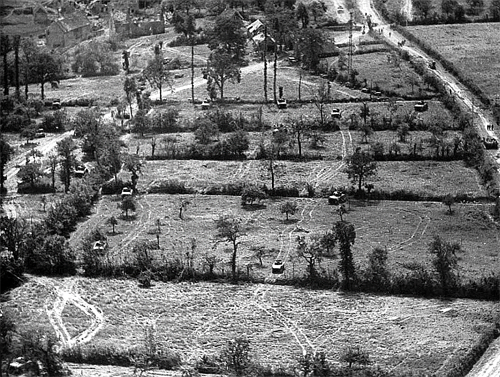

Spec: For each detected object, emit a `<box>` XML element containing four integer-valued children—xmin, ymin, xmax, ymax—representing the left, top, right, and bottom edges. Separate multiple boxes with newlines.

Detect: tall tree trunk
<box><xmin>2</xmin><ymin>36</ymin><xmax>9</xmax><ymax>96</ymax></box>
<box><xmin>191</xmin><ymin>41</ymin><xmax>195</xmax><ymax>104</ymax></box>
<box><xmin>159</xmin><ymin>83</ymin><xmax>162</xmax><ymax>101</ymax></box>
<box><xmin>264</xmin><ymin>25</ymin><xmax>268</xmax><ymax>102</ymax></box>
<box><xmin>232</xmin><ymin>241</ymin><xmax>237</xmax><ymax>280</ymax></box>
<box><xmin>298</xmin><ymin>69</ymin><xmax>302</xmax><ymax>101</ymax></box>
<box><xmin>273</xmin><ymin>44</ymin><xmax>277</xmax><ymax>103</ymax></box>
<box><xmin>14</xmin><ymin>35</ymin><xmax>20</xmax><ymax>99</ymax></box>
<box><xmin>24</xmin><ymin>65</ymin><xmax>29</xmax><ymax>99</ymax></box>
<box><xmin>41</xmin><ymin>81</ymin><xmax>45</xmax><ymax>100</ymax></box>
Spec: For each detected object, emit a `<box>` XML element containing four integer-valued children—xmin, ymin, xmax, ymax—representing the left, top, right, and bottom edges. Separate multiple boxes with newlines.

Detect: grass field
<box><xmin>67</xmin><ymin>195</ymin><xmax>498</xmax><ymax>281</ymax></box>
<box><xmin>4</xmin><ymin>277</ymin><xmax>498</xmax><ymax>373</ymax></box>
<box><xmin>407</xmin><ymin>23</ymin><xmax>500</xmax><ymax>101</ymax></box>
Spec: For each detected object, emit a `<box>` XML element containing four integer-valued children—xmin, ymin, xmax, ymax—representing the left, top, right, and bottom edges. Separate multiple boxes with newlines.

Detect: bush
<box><xmin>41</xmin><ymin>110</ymin><xmax>68</xmax><ymax>132</ymax></box>
<box><xmin>146</xmin><ymin>180</ymin><xmax>194</xmax><ymax>194</ymax></box>
<box><xmin>0</xmin><ymin>256</ymin><xmax>25</xmax><ymax>293</ymax></box>
<box><xmin>101</xmin><ymin>179</ymin><xmax>128</xmax><ymax>195</ymax></box>
<box><xmin>24</xmin><ymin>234</ymin><xmax>76</xmax><ymax>275</ymax></box>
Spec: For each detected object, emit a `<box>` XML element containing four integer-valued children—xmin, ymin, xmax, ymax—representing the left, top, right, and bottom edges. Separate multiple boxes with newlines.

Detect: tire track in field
<box><xmin>35</xmin><ymin>277</ymin><xmax>104</xmax><ymax>352</ymax></box>
<box><xmin>113</xmin><ymin>196</ymin><xmax>152</xmax><ymax>260</ymax></box>
<box><xmin>387</xmin><ymin>207</ymin><xmax>431</xmax><ymax>252</ymax></box>
<box><xmin>251</xmin><ymin>199</ymin><xmax>319</xmax><ymax>356</ymax></box>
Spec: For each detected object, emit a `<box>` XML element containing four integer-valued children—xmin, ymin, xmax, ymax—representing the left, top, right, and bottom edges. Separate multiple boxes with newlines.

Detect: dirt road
<box><xmin>356</xmin><ymin>2</ymin><xmax>500</xmax><ymax>375</ymax></box>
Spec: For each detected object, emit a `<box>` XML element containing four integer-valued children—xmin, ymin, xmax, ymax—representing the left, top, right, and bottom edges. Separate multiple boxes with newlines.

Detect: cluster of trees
<box><xmin>404</xmin><ymin>0</ymin><xmax>500</xmax><ymax>23</ymax></box>
<box><xmin>71</xmin><ymin>40</ymin><xmax>120</xmax><ymax>77</ymax></box>
<box><xmin>0</xmin><ymin>35</ymin><xmax>63</xmax><ymax>100</ymax></box>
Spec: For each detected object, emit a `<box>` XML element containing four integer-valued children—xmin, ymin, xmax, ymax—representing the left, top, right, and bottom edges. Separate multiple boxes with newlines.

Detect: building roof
<box><xmin>52</xmin><ymin>11</ymin><xmax>90</xmax><ymax>32</ymax></box>
<box><xmin>247</xmin><ymin>19</ymin><xmax>264</xmax><ymax>34</ymax></box>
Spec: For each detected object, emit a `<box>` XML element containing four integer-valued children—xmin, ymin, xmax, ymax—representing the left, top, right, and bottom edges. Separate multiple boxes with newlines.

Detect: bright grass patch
<box><xmin>68</xmin><ymin>196</ymin><xmax>499</xmax><ymax>280</ymax></box>
<box><xmin>4</xmin><ymin>277</ymin><xmax>499</xmax><ymax>374</ymax></box>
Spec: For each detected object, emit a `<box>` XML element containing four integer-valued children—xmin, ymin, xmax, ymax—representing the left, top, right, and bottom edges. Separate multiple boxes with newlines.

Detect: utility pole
<box><xmin>347</xmin><ymin>12</ymin><xmax>353</xmax><ymax>85</ymax></box>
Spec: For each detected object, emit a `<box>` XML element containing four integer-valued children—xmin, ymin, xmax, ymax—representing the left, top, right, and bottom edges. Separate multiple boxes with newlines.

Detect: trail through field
<box><xmin>34</xmin><ymin>276</ymin><xmax>104</xmax><ymax>352</ymax></box>
<box><xmin>388</xmin><ymin>206</ymin><xmax>431</xmax><ymax>252</ymax></box>
<box><xmin>113</xmin><ymin>195</ymin><xmax>152</xmax><ymax>258</ymax></box>
<box><xmin>250</xmin><ymin>199</ymin><xmax>319</xmax><ymax>357</ymax></box>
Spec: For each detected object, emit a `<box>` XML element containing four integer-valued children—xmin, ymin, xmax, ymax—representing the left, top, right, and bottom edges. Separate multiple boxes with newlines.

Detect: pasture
<box><xmin>407</xmin><ymin>23</ymin><xmax>500</xmax><ymax>101</ymax></box>
<box><xmin>68</xmin><ymin>195</ymin><xmax>499</xmax><ymax>281</ymax></box>
<box><xmin>4</xmin><ymin>277</ymin><xmax>499</xmax><ymax>374</ymax></box>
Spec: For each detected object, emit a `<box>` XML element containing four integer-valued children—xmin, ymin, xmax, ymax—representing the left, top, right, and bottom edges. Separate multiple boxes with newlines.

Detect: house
<box><xmin>46</xmin><ymin>11</ymin><xmax>91</xmax><ymax>48</ymax></box>
<box><xmin>247</xmin><ymin>19</ymin><xmax>264</xmax><ymax>36</ymax></box>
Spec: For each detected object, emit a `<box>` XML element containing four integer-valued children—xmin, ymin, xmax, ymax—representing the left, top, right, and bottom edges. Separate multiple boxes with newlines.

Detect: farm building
<box><xmin>45</xmin><ymin>11</ymin><xmax>91</xmax><ymax>48</ymax></box>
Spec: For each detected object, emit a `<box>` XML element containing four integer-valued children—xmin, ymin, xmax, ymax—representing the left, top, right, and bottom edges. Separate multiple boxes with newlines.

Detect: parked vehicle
<box><xmin>331</xmin><ymin>108</ymin><xmax>341</xmax><ymax>119</ymax></box>
<box><xmin>121</xmin><ymin>187</ymin><xmax>133</xmax><ymax>198</ymax></box>
<box><xmin>277</xmin><ymin>98</ymin><xmax>287</xmax><ymax>109</ymax></box>
<box><xmin>92</xmin><ymin>240</ymin><xmax>107</xmax><ymax>254</ymax></box>
<box><xmin>201</xmin><ymin>99</ymin><xmax>211</xmax><ymax>110</ymax></box>
<box><xmin>328</xmin><ymin>191</ymin><xmax>347</xmax><ymax>205</ymax></box>
<box><xmin>272</xmin><ymin>259</ymin><xmax>285</xmax><ymax>274</ymax></box>
<box><xmin>483</xmin><ymin>137</ymin><xmax>499</xmax><ymax>149</ymax></box>
<box><xmin>414</xmin><ymin>101</ymin><xmax>428</xmax><ymax>112</ymax></box>
<box><xmin>52</xmin><ymin>99</ymin><xmax>61</xmax><ymax>110</ymax></box>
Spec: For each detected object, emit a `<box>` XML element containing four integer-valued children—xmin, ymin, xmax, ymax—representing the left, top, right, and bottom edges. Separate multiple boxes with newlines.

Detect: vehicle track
<box><xmin>35</xmin><ymin>277</ymin><xmax>104</xmax><ymax>352</ymax></box>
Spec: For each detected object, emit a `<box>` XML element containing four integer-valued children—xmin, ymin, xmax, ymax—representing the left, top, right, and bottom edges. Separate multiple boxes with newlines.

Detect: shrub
<box><xmin>0</xmin><ymin>256</ymin><xmax>25</xmax><ymax>293</ymax></box>
<box><xmin>138</xmin><ymin>270</ymin><xmax>153</xmax><ymax>288</ymax></box>
<box><xmin>41</xmin><ymin>110</ymin><xmax>68</xmax><ymax>132</ymax></box>
<box><xmin>146</xmin><ymin>180</ymin><xmax>194</xmax><ymax>194</ymax></box>
<box><xmin>241</xmin><ymin>185</ymin><xmax>267</xmax><ymax>206</ymax></box>
<box><xmin>24</xmin><ymin>234</ymin><xmax>76</xmax><ymax>275</ymax></box>
<box><xmin>101</xmin><ymin>179</ymin><xmax>128</xmax><ymax>195</ymax></box>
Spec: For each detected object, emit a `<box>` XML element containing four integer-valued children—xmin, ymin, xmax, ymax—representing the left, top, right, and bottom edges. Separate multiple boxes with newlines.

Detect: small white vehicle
<box><xmin>121</xmin><ymin>187</ymin><xmax>133</xmax><ymax>198</ymax></box>
<box><xmin>92</xmin><ymin>240</ymin><xmax>107</xmax><ymax>254</ymax></box>
<box><xmin>272</xmin><ymin>259</ymin><xmax>285</xmax><ymax>274</ymax></box>
<box><xmin>328</xmin><ymin>191</ymin><xmax>347</xmax><ymax>205</ymax></box>
<box><xmin>201</xmin><ymin>99</ymin><xmax>211</xmax><ymax>110</ymax></box>
<box><xmin>331</xmin><ymin>108</ymin><xmax>341</xmax><ymax>119</ymax></box>
<box><xmin>277</xmin><ymin>98</ymin><xmax>287</xmax><ymax>109</ymax></box>
<box><xmin>73</xmin><ymin>165</ymin><xmax>89</xmax><ymax>178</ymax></box>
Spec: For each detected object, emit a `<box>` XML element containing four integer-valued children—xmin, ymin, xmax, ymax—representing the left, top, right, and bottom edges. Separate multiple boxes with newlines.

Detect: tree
<box><xmin>194</xmin><ymin>120</ymin><xmax>219</xmax><ymax>144</ymax></box>
<box><xmin>0</xmin><ymin>310</ymin><xmax>16</xmax><ymax>376</ymax></box>
<box><xmin>172</xmin><ymin>12</ymin><xmax>199</xmax><ymax>104</ymax></box>
<box><xmin>334</xmin><ymin>221</ymin><xmax>356</xmax><ymax>290</ymax></box>
<box><xmin>123</xmin><ymin>154</ymin><xmax>142</xmax><ymax>192</ymax></box>
<box><xmin>124</xmin><ymin>77</ymin><xmax>137</xmax><ymax>118</ymax></box>
<box><xmin>20</xmin><ymin>124</ymin><xmax>37</xmax><ymax>144</ymax></box>
<box><xmin>133</xmin><ymin>109</ymin><xmax>151</xmax><ymax>137</ymax></box>
<box><xmin>119</xmin><ymin>196</ymin><xmax>137</xmax><ymax>219</ymax></box>
<box><xmin>366</xmin><ymin>247</ymin><xmax>390</xmax><ymax>289</ymax></box>
<box><xmin>17</xmin><ymin>163</ymin><xmax>43</xmax><ymax>189</ymax></box>
<box><xmin>57</xmin><ymin>137</ymin><xmax>76</xmax><ymax>193</ymax></box>
<box><xmin>208</xmin><ymin>10</ymin><xmax>247</xmax><ymax>64</ymax></box>
<box><xmin>31</xmin><ymin>51</ymin><xmax>61</xmax><ymax>100</ymax></box>
<box><xmin>108</xmin><ymin>216</ymin><xmax>118</xmax><ymax>234</ymax></box>
<box><xmin>296</xmin><ymin>235</ymin><xmax>323</xmax><ymax>281</ymax></box>
<box><xmin>45</xmin><ymin>153</ymin><xmax>57</xmax><ymax>191</ymax></box>
<box><xmin>226</xmin><ymin>130</ymin><xmax>250</xmax><ymax>157</ymax></box>
<box><xmin>397</xmin><ymin>123</ymin><xmax>410</xmax><ymax>143</ymax></box>
<box><xmin>241</xmin><ymin>185</ymin><xmax>267</xmax><ymax>206</ymax></box>
<box><xmin>143</xmin><ymin>55</ymin><xmax>173</xmax><ymax>102</ymax></box>
<box><xmin>215</xmin><ymin>215</ymin><xmax>243</xmax><ymax>280</ymax></box>
<box><xmin>442</xmin><ymin>194</ymin><xmax>455</xmax><ymax>214</ymax></box>
<box><xmin>251</xmin><ymin>245</ymin><xmax>270</xmax><ymax>266</ymax></box>
<box><xmin>0</xmin><ymin>216</ymin><xmax>28</xmax><ymax>260</ymax></box>
<box><xmin>206</xmin><ymin>51</ymin><xmax>240</xmax><ymax>101</ymax></box>
<box><xmin>359</xmin><ymin>102</ymin><xmax>370</xmax><ymax>126</ymax></box>
<box><xmin>0</xmin><ymin>137</ymin><xmax>13</xmax><ymax>194</ymax></box>
<box><xmin>0</xmin><ymin>35</ymin><xmax>10</xmax><ymax>96</ymax></box>
<box><xmin>429</xmin><ymin>236</ymin><xmax>461</xmax><ymax>295</ymax></box>
<box><xmin>280</xmin><ymin>201</ymin><xmax>298</xmax><ymax>221</ymax></box>
<box><xmin>20</xmin><ymin>37</ymin><xmax>38</xmax><ymax>99</ymax></box>
<box><xmin>344</xmin><ymin>150</ymin><xmax>377</xmax><ymax>192</ymax></box>
<box><xmin>72</xmin><ymin>41</ymin><xmax>119</xmax><ymax>77</ymax></box>
<box><xmin>220</xmin><ymin>337</ymin><xmax>251</xmax><ymax>376</ymax></box>
<box><xmin>296</xmin><ymin>2</ymin><xmax>309</xmax><ymax>28</ymax></box>
<box><xmin>413</xmin><ymin>0</ymin><xmax>433</xmax><ymax>18</ymax></box>
<box><xmin>261</xmin><ymin>145</ymin><xmax>284</xmax><ymax>194</ymax></box>
<box><xmin>341</xmin><ymin>346</ymin><xmax>370</xmax><ymax>369</ymax></box>
<box><xmin>290</xmin><ymin>116</ymin><xmax>310</xmax><ymax>158</ymax></box>
<box><xmin>295</xmin><ymin>28</ymin><xmax>324</xmax><ymax>72</ymax></box>
<box><xmin>490</xmin><ymin>0</ymin><xmax>500</xmax><ymax>20</ymax></box>
<box><xmin>13</xmin><ymin>35</ymin><xmax>20</xmax><ymax>99</ymax></box>
<box><xmin>24</xmin><ymin>234</ymin><xmax>76</xmax><ymax>275</ymax></box>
